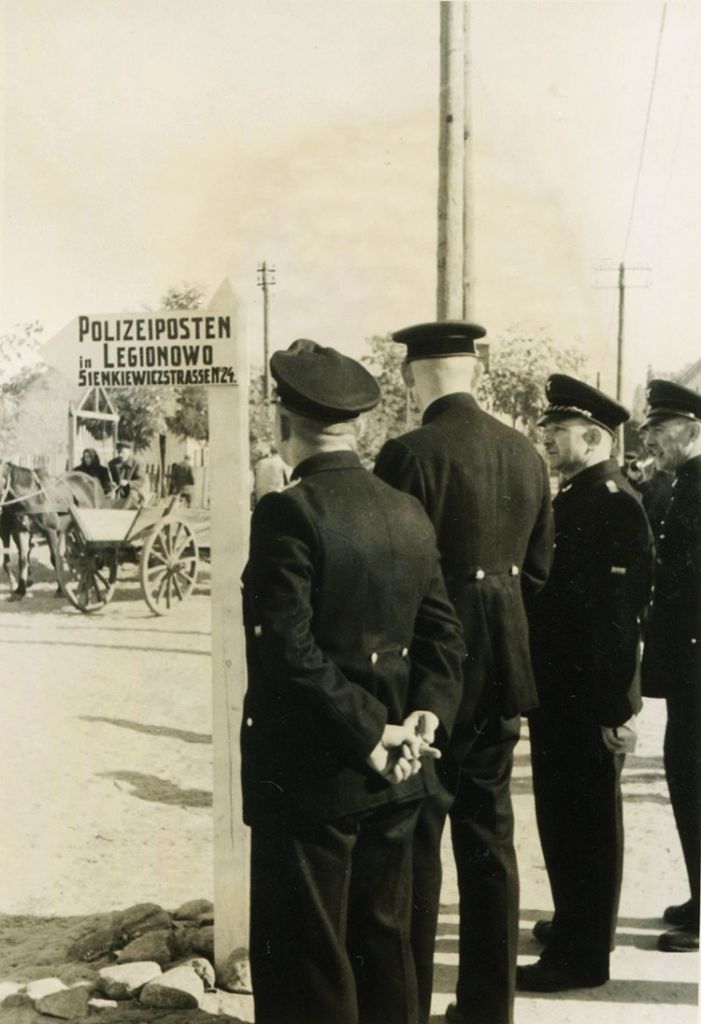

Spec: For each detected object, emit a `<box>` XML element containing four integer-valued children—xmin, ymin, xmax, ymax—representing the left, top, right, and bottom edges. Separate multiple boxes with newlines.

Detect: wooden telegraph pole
<box><xmin>437</xmin><ymin>1</ymin><xmax>473</xmax><ymax>320</ymax></box>
<box><xmin>256</xmin><ymin>262</ymin><xmax>275</xmax><ymax>402</ymax></box>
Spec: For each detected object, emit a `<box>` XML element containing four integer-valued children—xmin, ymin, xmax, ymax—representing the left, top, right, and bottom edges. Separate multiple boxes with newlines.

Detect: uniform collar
<box><xmin>422</xmin><ymin>392</ymin><xmax>479</xmax><ymax>425</ymax></box>
<box><xmin>675</xmin><ymin>452</ymin><xmax>701</xmax><ymax>484</ymax></box>
<box><xmin>291</xmin><ymin>450</ymin><xmax>362</xmax><ymax>480</ymax></box>
<box><xmin>557</xmin><ymin>457</ymin><xmax>620</xmax><ymax>496</ymax></box>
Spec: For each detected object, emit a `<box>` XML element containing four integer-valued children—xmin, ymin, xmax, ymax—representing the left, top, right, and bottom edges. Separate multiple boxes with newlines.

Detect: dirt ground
<box><xmin>0</xmin><ymin>546</ymin><xmax>698</xmax><ymax>1022</ymax></box>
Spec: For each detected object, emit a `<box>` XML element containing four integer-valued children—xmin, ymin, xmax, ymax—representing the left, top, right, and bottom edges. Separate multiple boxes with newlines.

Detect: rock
<box><xmin>171</xmin><ymin>925</ymin><xmax>200</xmax><ymax>958</ymax></box>
<box><xmin>98</xmin><ymin>961</ymin><xmax>162</xmax><ymax>999</ymax></box>
<box><xmin>25</xmin><ymin>979</ymin><xmax>65</xmax><ymax>1001</ymax></box>
<box><xmin>115</xmin><ymin>930</ymin><xmax>174</xmax><ymax>967</ymax></box>
<box><xmin>200</xmin><ymin>989</ymin><xmax>255</xmax><ymax>1020</ymax></box>
<box><xmin>68</xmin><ymin>922</ymin><xmax>124</xmax><ymax>962</ymax></box>
<box><xmin>35</xmin><ymin>985</ymin><xmax>90</xmax><ymax>1019</ymax></box>
<box><xmin>197</xmin><ymin>911</ymin><xmax>215</xmax><ymax>927</ymax></box>
<box><xmin>139</xmin><ymin>965</ymin><xmax>204</xmax><ymax>1009</ymax></box>
<box><xmin>118</xmin><ymin>903</ymin><xmax>171</xmax><ymax>940</ymax></box>
<box><xmin>192</xmin><ymin>924</ymin><xmax>214</xmax><ymax>959</ymax></box>
<box><xmin>88</xmin><ymin>998</ymin><xmax>119</xmax><ymax>1010</ymax></box>
<box><xmin>0</xmin><ymin>982</ymin><xmax>23</xmax><ymax>1002</ymax></box>
<box><xmin>172</xmin><ymin>898</ymin><xmax>213</xmax><ymax>921</ymax></box>
<box><xmin>0</xmin><ymin>996</ymin><xmax>45</xmax><ymax>1024</ymax></box>
<box><xmin>175</xmin><ymin>957</ymin><xmax>215</xmax><ymax>991</ymax></box>
<box><xmin>217</xmin><ymin>947</ymin><xmax>252</xmax><ymax>994</ymax></box>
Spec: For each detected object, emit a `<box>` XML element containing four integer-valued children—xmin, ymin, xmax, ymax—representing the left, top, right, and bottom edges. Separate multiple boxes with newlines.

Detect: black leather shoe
<box><xmin>663</xmin><ymin>900</ymin><xmax>699</xmax><ymax>929</ymax></box>
<box><xmin>445</xmin><ymin>1003</ymin><xmax>466</xmax><ymax>1024</ymax></box>
<box><xmin>516</xmin><ymin>961</ymin><xmax>607</xmax><ymax>992</ymax></box>
<box><xmin>657</xmin><ymin>928</ymin><xmax>700</xmax><ymax>952</ymax></box>
<box><xmin>532</xmin><ymin>918</ymin><xmax>553</xmax><ymax>944</ymax></box>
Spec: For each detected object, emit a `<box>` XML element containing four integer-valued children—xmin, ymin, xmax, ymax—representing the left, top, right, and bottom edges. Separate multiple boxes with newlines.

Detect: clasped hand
<box><xmin>366</xmin><ymin>711</ymin><xmax>441</xmax><ymax>784</ymax></box>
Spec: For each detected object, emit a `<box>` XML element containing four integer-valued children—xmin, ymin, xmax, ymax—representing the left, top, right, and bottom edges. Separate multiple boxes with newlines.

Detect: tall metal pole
<box><xmin>256</xmin><ymin>262</ymin><xmax>275</xmax><ymax>400</ymax></box>
<box><xmin>437</xmin><ymin>2</ymin><xmax>466</xmax><ymax>320</ymax></box>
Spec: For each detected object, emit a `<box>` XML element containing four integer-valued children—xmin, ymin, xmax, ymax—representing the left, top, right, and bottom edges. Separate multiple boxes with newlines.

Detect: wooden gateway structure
<box><xmin>68</xmin><ymin>386</ymin><xmax>119</xmax><ymax>467</ymax></box>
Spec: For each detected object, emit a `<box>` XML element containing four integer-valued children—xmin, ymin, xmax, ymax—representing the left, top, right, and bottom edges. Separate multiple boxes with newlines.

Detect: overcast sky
<box><xmin>2</xmin><ymin>0</ymin><xmax>700</xmax><ymax>402</ymax></box>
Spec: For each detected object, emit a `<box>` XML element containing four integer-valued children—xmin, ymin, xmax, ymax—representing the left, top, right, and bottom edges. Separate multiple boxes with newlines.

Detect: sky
<box><xmin>2</xmin><ymin>0</ymin><xmax>701</xmax><ymax>403</ymax></box>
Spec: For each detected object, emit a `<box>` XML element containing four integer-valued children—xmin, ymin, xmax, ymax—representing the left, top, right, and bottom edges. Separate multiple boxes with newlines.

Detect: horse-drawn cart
<box><xmin>57</xmin><ymin>500</ymin><xmax>200</xmax><ymax>615</ymax></box>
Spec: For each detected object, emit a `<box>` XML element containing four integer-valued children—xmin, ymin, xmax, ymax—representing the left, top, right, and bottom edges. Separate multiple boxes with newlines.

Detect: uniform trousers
<box><xmin>529</xmin><ymin>704</ymin><xmax>624</xmax><ymax>981</ymax></box>
<box><xmin>249</xmin><ymin>799</ymin><xmax>421</xmax><ymax>1024</ymax></box>
<box><xmin>664</xmin><ymin>686</ymin><xmax>701</xmax><ymax>913</ymax></box>
<box><xmin>412</xmin><ymin>714</ymin><xmax>521</xmax><ymax>1024</ymax></box>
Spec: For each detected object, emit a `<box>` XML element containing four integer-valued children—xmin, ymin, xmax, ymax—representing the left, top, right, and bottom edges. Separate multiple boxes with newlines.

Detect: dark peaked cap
<box><xmin>641</xmin><ymin>378</ymin><xmax>701</xmax><ymax>427</ymax></box>
<box><xmin>539</xmin><ymin>374</ymin><xmax>630</xmax><ymax>434</ymax></box>
<box><xmin>392</xmin><ymin>320</ymin><xmax>487</xmax><ymax>362</ymax></box>
<box><xmin>271</xmin><ymin>338</ymin><xmax>381</xmax><ymax>421</ymax></box>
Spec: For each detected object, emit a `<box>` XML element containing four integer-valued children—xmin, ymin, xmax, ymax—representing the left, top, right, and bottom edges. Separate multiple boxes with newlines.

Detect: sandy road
<box><xmin>0</xmin><ymin>561</ymin><xmax>697</xmax><ymax>1021</ymax></box>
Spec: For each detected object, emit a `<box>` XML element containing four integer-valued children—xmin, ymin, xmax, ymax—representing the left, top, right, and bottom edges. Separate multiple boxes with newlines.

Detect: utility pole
<box><xmin>256</xmin><ymin>262</ymin><xmax>275</xmax><ymax>400</ymax></box>
<box><xmin>437</xmin><ymin>2</ymin><xmax>469</xmax><ymax>320</ymax></box>
<box><xmin>593</xmin><ymin>260</ymin><xmax>650</xmax><ymax>401</ymax></box>
<box><xmin>462</xmin><ymin>4</ymin><xmax>474</xmax><ymax>319</ymax></box>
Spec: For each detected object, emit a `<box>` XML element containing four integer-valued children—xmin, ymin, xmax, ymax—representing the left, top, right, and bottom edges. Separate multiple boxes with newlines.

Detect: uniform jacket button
<box><xmin>401</xmin><ymin>647</ymin><xmax>409</xmax><ymax>657</ymax></box>
<box><xmin>510</xmin><ymin>565</ymin><xmax>519</xmax><ymax>576</ymax></box>
<box><xmin>475</xmin><ymin>568</ymin><xmax>485</xmax><ymax>580</ymax></box>
<box><xmin>370</xmin><ymin>651</ymin><xmax>379</xmax><ymax>665</ymax></box>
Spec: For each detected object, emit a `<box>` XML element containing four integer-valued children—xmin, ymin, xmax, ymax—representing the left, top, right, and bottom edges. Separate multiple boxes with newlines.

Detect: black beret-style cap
<box><xmin>538</xmin><ymin>374</ymin><xmax>630</xmax><ymax>434</ymax></box>
<box><xmin>270</xmin><ymin>339</ymin><xmax>381</xmax><ymax>421</ymax></box>
<box><xmin>641</xmin><ymin>378</ymin><xmax>701</xmax><ymax>428</ymax></box>
<box><xmin>392</xmin><ymin>320</ymin><xmax>487</xmax><ymax>362</ymax></box>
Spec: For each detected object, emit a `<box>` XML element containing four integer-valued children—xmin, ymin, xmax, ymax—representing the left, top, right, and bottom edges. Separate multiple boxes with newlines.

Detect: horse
<box><xmin>0</xmin><ymin>507</ymin><xmax>34</xmax><ymax>598</ymax></box>
<box><xmin>0</xmin><ymin>462</ymin><xmax>107</xmax><ymax>599</ymax></box>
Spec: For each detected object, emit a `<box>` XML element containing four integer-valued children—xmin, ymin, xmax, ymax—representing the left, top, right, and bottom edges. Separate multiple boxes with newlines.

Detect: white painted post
<box><xmin>207</xmin><ymin>279</ymin><xmax>251</xmax><ymax>968</ymax></box>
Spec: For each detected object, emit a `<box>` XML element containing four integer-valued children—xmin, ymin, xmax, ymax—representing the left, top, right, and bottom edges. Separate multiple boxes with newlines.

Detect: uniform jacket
<box><xmin>374</xmin><ymin>392</ymin><xmax>554</xmax><ymax>736</ymax></box>
<box><xmin>529</xmin><ymin>458</ymin><xmax>653</xmax><ymax>726</ymax></box>
<box><xmin>241</xmin><ymin>450</ymin><xmax>465</xmax><ymax>828</ymax></box>
<box><xmin>642</xmin><ymin>453</ymin><xmax>701</xmax><ymax>697</ymax></box>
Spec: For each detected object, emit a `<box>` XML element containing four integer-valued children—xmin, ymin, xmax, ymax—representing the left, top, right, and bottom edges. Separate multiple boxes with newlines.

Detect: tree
<box><xmin>478</xmin><ymin>328</ymin><xmax>587</xmax><ymax>439</ymax></box>
<box><xmin>162</xmin><ymin>284</ymin><xmax>209</xmax><ymax>443</ymax></box>
<box><xmin>359</xmin><ymin>335</ymin><xmax>418</xmax><ymax>465</ymax></box>
<box><xmin>110</xmin><ymin>387</ymin><xmax>169</xmax><ymax>451</ymax></box>
<box><xmin>0</xmin><ymin>322</ymin><xmax>45</xmax><ymax>457</ymax></box>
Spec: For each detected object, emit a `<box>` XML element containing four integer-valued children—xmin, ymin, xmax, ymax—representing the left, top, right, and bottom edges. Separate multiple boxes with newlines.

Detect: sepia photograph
<box><xmin>0</xmin><ymin>2</ymin><xmax>699</xmax><ymax>1022</ymax></box>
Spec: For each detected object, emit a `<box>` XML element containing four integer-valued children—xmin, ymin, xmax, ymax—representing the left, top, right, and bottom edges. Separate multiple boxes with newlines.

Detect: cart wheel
<box><xmin>140</xmin><ymin>515</ymin><xmax>199</xmax><ymax>616</ymax></box>
<box><xmin>57</xmin><ymin>523</ymin><xmax>116</xmax><ymax>613</ymax></box>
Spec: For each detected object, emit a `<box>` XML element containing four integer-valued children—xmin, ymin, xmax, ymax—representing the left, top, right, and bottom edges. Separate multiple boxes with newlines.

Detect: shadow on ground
<box><xmin>98</xmin><ymin>771</ymin><xmax>212</xmax><ymax>808</ymax></box>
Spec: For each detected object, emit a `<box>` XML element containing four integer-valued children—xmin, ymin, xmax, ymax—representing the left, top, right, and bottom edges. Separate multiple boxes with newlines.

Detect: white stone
<box><xmin>200</xmin><ymin>989</ymin><xmax>255</xmax><ymax>1021</ymax></box>
<box><xmin>25</xmin><ymin>978</ymin><xmax>66</xmax><ymax>1001</ymax></box>
<box><xmin>0</xmin><ymin>982</ymin><xmax>22</xmax><ymax>1002</ymax></box>
<box><xmin>98</xmin><ymin>961</ymin><xmax>162</xmax><ymax>999</ymax></box>
<box><xmin>176</xmin><ymin>956</ymin><xmax>215</xmax><ymax>990</ymax></box>
<box><xmin>139</xmin><ymin>964</ymin><xmax>204</xmax><ymax>1009</ymax></box>
<box><xmin>88</xmin><ymin>998</ymin><xmax>119</xmax><ymax>1009</ymax></box>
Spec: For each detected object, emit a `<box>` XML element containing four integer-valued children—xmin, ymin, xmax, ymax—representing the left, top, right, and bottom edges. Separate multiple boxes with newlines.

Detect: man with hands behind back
<box><xmin>241</xmin><ymin>339</ymin><xmax>465</xmax><ymax>1024</ymax></box>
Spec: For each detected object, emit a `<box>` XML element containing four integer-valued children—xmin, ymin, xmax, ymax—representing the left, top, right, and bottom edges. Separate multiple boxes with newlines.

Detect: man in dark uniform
<box><xmin>374</xmin><ymin>321</ymin><xmax>553</xmax><ymax>1024</ymax></box>
<box><xmin>242</xmin><ymin>339</ymin><xmax>466</xmax><ymax>1024</ymax></box>
<box><xmin>640</xmin><ymin>379</ymin><xmax>701</xmax><ymax>953</ymax></box>
<box><xmin>520</xmin><ymin>375</ymin><xmax>653</xmax><ymax>991</ymax></box>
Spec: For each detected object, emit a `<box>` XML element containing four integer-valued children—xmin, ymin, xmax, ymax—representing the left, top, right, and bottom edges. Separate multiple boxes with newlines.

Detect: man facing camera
<box><xmin>375</xmin><ymin>321</ymin><xmax>553</xmax><ymax>1024</ymax></box>
<box><xmin>521</xmin><ymin>375</ymin><xmax>653</xmax><ymax>991</ymax></box>
<box><xmin>241</xmin><ymin>339</ymin><xmax>465</xmax><ymax>1024</ymax></box>
<box><xmin>640</xmin><ymin>379</ymin><xmax>701</xmax><ymax>953</ymax></box>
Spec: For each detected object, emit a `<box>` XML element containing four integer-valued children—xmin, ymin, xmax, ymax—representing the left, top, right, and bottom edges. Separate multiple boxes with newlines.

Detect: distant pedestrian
<box><xmin>521</xmin><ymin>375</ymin><xmax>653</xmax><ymax>992</ymax></box>
<box><xmin>252</xmin><ymin>449</ymin><xmax>290</xmax><ymax>505</ymax></box>
<box><xmin>170</xmin><ymin>455</ymin><xmax>195</xmax><ymax>507</ymax></box>
<box><xmin>640</xmin><ymin>379</ymin><xmax>701</xmax><ymax>953</ymax></box>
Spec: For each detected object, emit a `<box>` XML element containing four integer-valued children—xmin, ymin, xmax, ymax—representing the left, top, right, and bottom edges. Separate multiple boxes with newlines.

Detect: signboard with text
<box><xmin>42</xmin><ymin>310</ymin><xmax>238</xmax><ymax>388</ymax></box>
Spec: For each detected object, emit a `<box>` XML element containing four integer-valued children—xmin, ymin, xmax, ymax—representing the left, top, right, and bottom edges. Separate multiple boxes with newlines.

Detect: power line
<box><xmin>621</xmin><ymin>2</ymin><xmax>668</xmax><ymax>261</ymax></box>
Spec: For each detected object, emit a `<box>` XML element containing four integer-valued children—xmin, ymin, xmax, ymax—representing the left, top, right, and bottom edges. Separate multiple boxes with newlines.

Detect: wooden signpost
<box><xmin>42</xmin><ymin>279</ymin><xmax>251</xmax><ymax>969</ymax></box>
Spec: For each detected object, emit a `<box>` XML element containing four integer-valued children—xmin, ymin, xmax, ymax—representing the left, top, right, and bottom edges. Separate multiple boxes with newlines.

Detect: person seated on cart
<box><xmin>108</xmin><ymin>441</ymin><xmax>147</xmax><ymax>505</ymax></box>
<box><xmin>73</xmin><ymin>448</ymin><xmax>112</xmax><ymax>495</ymax></box>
